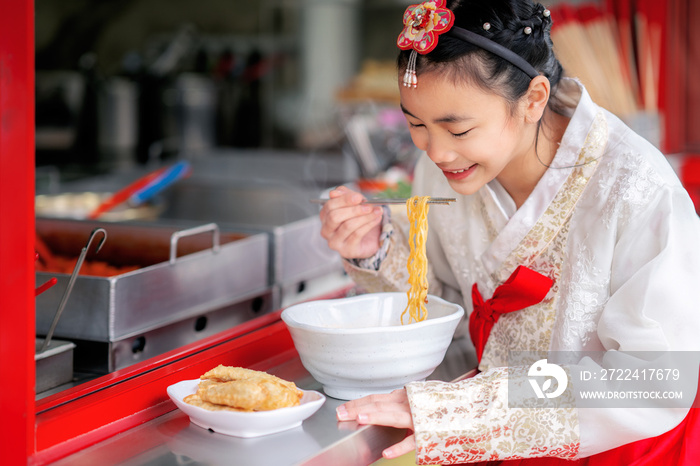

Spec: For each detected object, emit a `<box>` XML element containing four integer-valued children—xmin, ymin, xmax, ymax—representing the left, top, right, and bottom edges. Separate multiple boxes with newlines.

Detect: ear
<box><xmin>523</xmin><ymin>76</ymin><xmax>550</xmax><ymax>124</ymax></box>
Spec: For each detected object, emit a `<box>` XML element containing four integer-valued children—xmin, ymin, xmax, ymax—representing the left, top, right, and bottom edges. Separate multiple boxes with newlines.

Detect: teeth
<box><xmin>448</xmin><ymin>169</ymin><xmax>465</xmax><ymax>173</ymax></box>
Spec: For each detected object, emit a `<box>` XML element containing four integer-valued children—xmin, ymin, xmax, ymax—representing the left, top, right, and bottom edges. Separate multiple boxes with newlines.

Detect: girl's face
<box><xmin>400</xmin><ymin>71</ymin><xmax>535</xmax><ymax>197</ymax></box>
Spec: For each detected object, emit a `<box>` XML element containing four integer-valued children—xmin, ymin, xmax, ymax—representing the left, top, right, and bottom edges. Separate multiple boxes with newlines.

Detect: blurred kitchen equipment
<box><xmin>87</xmin><ymin>167</ymin><xmax>167</xmax><ymax>219</ymax></box>
<box><xmin>157</xmin><ymin>150</ymin><xmax>354</xmax><ymax>309</ymax></box>
<box><xmin>147</xmin><ymin>24</ymin><xmax>197</xmax><ymax>78</ymax></box>
<box><xmin>341</xmin><ymin>105</ymin><xmax>416</xmax><ymax>178</ymax></box>
<box><xmin>35</xmin><ymin>71</ymin><xmax>84</xmax><ymax>154</ymax></box>
<box><xmin>35</xmin><ymin>229</ymin><xmax>106</xmax><ymax>393</ymax></box>
<box><xmin>36</xmin><ymin>191</ymin><xmax>162</xmax><ymax>222</ymax></box>
<box><xmin>35</xmin><ymin>339</ymin><xmax>76</xmax><ymax>394</ymax></box>
<box><xmin>128</xmin><ymin>161</ymin><xmax>191</xmax><ymax>205</ymax></box>
<box><xmin>161</xmin><ymin>73</ymin><xmax>217</xmax><ymax>155</ymax></box>
<box><xmin>35</xmin><ymin>162</ymin><xmax>190</xmax><ymax>222</ymax></box>
<box><xmin>160</xmin><ymin>179</ymin><xmax>346</xmax><ymax>309</ymax></box>
<box><xmin>40</xmin><ymin>227</ymin><xmax>107</xmax><ymax>353</ymax></box>
<box><xmin>35</xmin><ymin>219</ymin><xmax>271</xmax><ymax>373</ymax></box>
<box><xmin>86</xmin><ymin>161</ymin><xmax>190</xmax><ymax>219</ymax></box>
<box><xmin>98</xmin><ymin>76</ymin><xmax>139</xmax><ymax>171</ymax></box>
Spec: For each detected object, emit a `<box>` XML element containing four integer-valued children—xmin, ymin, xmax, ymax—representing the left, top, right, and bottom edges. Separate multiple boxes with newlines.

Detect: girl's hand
<box><xmin>319</xmin><ymin>186</ymin><xmax>384</xmax><ymax>260</ymax></box>
<box><xmin>335</xmin><ymin>389</ymin><xmax>416</xmax><ymax>459</ymax></box>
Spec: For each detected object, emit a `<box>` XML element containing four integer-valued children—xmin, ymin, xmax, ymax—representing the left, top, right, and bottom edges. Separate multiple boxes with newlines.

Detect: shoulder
<box><xmin>601</xmin><ymin>109</ymin><xmax>680</xmax><ymax>187</ymax></box>
<box><xmin>597</xmin><ymin>109</ymin><xmax>682</xmax><ymax>197</ymax></box>
<box><xmin>583</xmin><ymin>109</ymin><xmax>694</xmax><ymax>229</ymax></box>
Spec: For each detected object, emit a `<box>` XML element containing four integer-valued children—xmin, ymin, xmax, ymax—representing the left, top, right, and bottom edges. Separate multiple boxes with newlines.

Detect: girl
<box><xmin>319</xmin><ymin>0</ymin><xmax>700</xmax><ymax>464</ymax></box>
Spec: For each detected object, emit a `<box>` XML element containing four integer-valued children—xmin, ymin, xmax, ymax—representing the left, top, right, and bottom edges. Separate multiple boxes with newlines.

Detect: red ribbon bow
<box><xmin>469</xmin><ymin>266</ymin><xmax>554</xmax><ymax>362</ymax></box>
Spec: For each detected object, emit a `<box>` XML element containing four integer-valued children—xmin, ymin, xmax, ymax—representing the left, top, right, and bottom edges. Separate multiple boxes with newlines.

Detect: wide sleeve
<box><xmin>574</xmin><ymin>183</ymin><xmax>700</xmax><ymax>457</ymax></box>
<box><xmin>406</xmin><ymin>367</ymin><xmax>580</xmax><ymax>463</ymax></box>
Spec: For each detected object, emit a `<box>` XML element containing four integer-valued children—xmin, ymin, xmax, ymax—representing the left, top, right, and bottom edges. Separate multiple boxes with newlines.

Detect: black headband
<box><xmin>446</xmin><ymin>26</ymin><xmax>539</xmax><ymax>79</ymax></box>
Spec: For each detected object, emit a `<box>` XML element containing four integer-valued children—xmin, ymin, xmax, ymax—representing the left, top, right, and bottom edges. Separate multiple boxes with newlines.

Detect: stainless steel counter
<box><xmin>51</xmin><ymin>337</ymin><xmax>476</xmax><ymax>466</ymax></box>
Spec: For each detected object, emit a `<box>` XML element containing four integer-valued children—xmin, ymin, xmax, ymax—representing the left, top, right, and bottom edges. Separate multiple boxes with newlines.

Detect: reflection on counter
<box><xmin>47</xmin><ymin>335</ymin><xmax>476</xmax><ymax>466</ymax></box>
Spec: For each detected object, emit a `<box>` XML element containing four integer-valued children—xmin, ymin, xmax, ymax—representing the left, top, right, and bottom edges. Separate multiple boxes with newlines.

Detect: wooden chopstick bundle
<box><xmin>549</xmin><ymin>4</ymin><xmax>642</xmax><ymax>119</ymax></box>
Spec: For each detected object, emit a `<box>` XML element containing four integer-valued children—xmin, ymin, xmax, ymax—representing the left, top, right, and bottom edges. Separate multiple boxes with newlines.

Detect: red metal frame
<box><xmin>0</xmin><ymin>0</ymin><xmax>36</xmax><ymax>463</ymax></box>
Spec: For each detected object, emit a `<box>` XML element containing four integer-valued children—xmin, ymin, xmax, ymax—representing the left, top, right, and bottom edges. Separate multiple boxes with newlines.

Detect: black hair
<box><xmin>398</xmin><ymin>0</ymin><xmax>564</xmax><ymax>115</ymax></box>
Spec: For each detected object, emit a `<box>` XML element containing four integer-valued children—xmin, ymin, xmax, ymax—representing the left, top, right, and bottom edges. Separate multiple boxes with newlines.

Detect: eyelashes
<box><xmin>407</xmin><ymin>122</ymin><xmax>471</xmax><ymax>138</ymax></box>
<box><xmin>450</xmin><ymin>129</ymin><xmax>470</xmax><ymax>138</ymax></box>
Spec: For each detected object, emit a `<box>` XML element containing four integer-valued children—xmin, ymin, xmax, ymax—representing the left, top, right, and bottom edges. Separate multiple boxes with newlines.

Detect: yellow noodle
<box><xmin>401</xmin><ymin>196</ymin><xmax>430</xmax><ymax>324</ymax></box>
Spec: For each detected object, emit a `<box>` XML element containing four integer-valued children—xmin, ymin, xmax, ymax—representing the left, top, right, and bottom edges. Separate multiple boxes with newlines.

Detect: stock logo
<box><xmin>528</xmin><ymin>359</ymin><xmax>568</xmax><ymax>399</ymax></box>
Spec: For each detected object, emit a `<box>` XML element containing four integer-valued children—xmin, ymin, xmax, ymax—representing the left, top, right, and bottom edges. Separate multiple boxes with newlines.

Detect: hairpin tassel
<box><xmin>403</xmin><ymin>69</ymin><xmax>417</xmax><ymax>88</ymax></box>
<box><xmin>404</xmin><ymin>49</ymin><xmax>418</xmax><ymax>88</ymax></box>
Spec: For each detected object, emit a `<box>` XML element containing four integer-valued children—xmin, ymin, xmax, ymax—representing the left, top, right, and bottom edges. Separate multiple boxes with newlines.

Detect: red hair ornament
<box><xmin>397</xmin><ymin>0</ymin><xmax>455</xmax><ymax>88</ymax></box>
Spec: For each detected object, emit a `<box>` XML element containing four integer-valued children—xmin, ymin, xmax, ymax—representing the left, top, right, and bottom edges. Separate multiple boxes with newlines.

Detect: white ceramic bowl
<box><xmin>281</xmin><ymin>292</ymin><xmax>464</xmax><ymax>400</ymax></box>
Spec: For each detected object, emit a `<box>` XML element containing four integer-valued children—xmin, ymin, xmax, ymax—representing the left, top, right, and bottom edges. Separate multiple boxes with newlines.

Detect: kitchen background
<box><xmin>35</xmin><ymin>0</ymin><xmax>411</xmax><ymax>176</ymax></box>
<box><xmin>36</xmin><ymin>0</ymin><xmax>651</xmax><ymax>182</ymax></box>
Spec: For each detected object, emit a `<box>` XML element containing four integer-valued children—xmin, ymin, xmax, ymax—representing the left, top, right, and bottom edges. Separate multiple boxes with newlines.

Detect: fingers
<box><xmin>335</xmin><ymin>390</ymin><xmax>416</xmax><ymax>459</ymax></box>
<box><xmin>356</xmin><ymin>405</ymin><xmax>414</xmax><ymax>430</ymax></box>
<box><xmin>336</xmin><ymin>389</ymin><xmax>412</xmax><ymax>429</ymax></box>
<box><xmin>319</xmin><ymin>186</ymin><xmax>369</xmax><ymax>226</ymax></box>
<box><xmin>326</xmin><ymin>211</ymin><xmax>382</xmax><ymax>256</ymax></box>
<box><xmin>319</xmin><ymin>186</ymin><xmax>383</xmax><ymax>258</ymax></box>
<box><xmin>341</xmin><ymin>389</ymin><xmax>408</xmax><ymax>413</ymax></box>
<box><xmin>383</xmin><ymin>435</ymin><xmax>416</xmax><ymax>459</ymax></box>
<box><xmin>320</xmin><ymin>185</ymin><xmax>362</xmax><ymax>213</ymax></box>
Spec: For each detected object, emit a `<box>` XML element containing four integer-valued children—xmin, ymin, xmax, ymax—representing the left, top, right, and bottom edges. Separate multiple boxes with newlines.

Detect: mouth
<box><xmin>441</xmin><ymin>164</ymin><xmax>477</xmax><ymax>180</ymax></box>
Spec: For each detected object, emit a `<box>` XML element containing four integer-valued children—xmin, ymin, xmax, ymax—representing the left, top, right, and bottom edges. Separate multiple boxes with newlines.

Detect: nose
<box><xmin>424</xmin><ymin>134</ymin><xmax>457</xmax><ymax>164</ymax></box>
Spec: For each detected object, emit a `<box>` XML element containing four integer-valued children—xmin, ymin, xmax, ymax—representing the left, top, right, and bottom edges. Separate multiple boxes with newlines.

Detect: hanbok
<box><xmin>344</xmin><ymin>79</ymin><xmax>700</xmax><ymax>464</ymax></box>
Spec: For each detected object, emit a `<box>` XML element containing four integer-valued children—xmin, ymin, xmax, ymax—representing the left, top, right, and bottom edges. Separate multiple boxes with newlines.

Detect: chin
<box><xmin>446</xmin><ymin>179</ymin><xmax>482</xmax><ymax>197</ymax></box>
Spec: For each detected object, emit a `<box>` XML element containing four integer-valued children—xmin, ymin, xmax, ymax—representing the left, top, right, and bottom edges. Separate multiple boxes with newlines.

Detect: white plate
<box><xmin>167</xmin><ymin>379</ymin><xmax>326</xmax><ymax>438</ymax></box>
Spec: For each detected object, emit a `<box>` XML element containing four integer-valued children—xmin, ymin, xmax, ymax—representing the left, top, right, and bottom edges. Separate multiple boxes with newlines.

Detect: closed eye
<box><xmin>450</xmin><ymin>129</ymin><xmax>471</xmax><ymax>138</ymax></box>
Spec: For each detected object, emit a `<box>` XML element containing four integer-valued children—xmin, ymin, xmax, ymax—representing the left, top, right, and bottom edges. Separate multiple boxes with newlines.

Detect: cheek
<box><xmin>474</xmin><ymin>128</ymin><xmax>519</xmax><ymax>164</ymax></box>
<box><xmin>409</xmin><ymin>130</ymin><xmax>428</xmax><ymax>151</ymax></box>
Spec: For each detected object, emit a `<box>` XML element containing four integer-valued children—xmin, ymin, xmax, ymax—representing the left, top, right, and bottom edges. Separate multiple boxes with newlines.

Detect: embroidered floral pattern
<box><xmin>551</xmin><ymin>129</ymin><xmax>665</xmax><ymax>350</ymax></box>
<box><xmin>492</xmin><ymin>111</ymin><xmax>607</xmax><ymax>283</ymax></box>
<box><xmin>407</xmin><ymin>367</ymin><xmax>579</xmax><ymax>464</ymax></box>
<box><xmin>552</xmin><ymin>241</ymin><xmax>607</xmax><ymax>349</ymax></box>
<box><xmin>480</xmin><ymin>112</ymin><xmax>606</xmax><ymax>369</ymax></box>
<box><xmin>397</xmin><ymin>0</ymin><xmax>455</xmax><ymax>54</ymax></box>
<box><xmin>598</xmin><ymin>148</ymin><xmax>664</xmax><ymax>230</ymax></box>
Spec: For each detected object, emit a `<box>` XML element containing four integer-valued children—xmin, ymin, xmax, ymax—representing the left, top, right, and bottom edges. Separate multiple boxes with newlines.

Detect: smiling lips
<box><xmin>442</xmin><ymin>164</ymin><xmax>477</xmax><ymax>180</ymax></box>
